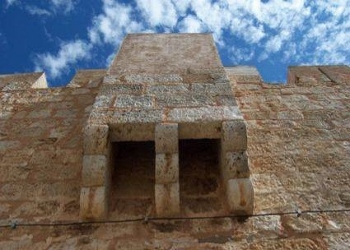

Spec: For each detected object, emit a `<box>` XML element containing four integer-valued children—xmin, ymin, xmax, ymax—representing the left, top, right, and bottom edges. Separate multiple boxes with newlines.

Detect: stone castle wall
<box><xmin>0</xmin><ymin>34</ymin><xmax>349</xmax><ymax>249</ymax></box>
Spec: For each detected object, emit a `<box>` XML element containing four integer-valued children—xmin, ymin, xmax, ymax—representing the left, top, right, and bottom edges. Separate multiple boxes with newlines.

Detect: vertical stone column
<box><xmin>221</xmin><ymin>120</ymin><xmax>254</xmax><ymax>215</ymax></box>
<box><xmin>155</xmin><ymin>123</ymin><xmax>180</xmax><ymax>217</ymax></box>
<box><xmin>80</xmin><ymin>124</ymin><xmax>111</xmax><ymax>220</ymax></box>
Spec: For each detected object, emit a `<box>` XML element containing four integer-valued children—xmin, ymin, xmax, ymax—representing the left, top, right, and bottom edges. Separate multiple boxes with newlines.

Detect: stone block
<box><xmin>80</xmin><ymin>186</ymin><xmax>108</xmax><ymax>220</ymax></box>
<box><xmin>155</xmin><ymin>123</ymin><xmax>178</xmax><ymax>153</ymax></box>
<box><xmin>155</xmin><ymin>153</ymin><xmax>179</xmax><ymax>184</ymax></box>
<box><xmin>156</xmin><ymin>93</ymin><xmax>216</xmax><ymax>107</ymax></box>
<box><xmin>147</xmin><ymin>84</ymin><xmax>189</xmax><ymax>94</ymax></box>
<box><xmin>155</xmin><ymin>182</ymin><xmax>180</xmax><ymax>217</ymax></box>
<box><xmin>192</xmin><ymin>83</ymin><xmax>232</xmax><ymax>95</ymax></box>
<box><xmin>92</xmin><ymin>95</ymin><xmax>113</xmax><ymax>108</ymax></box>
<box><xmin>225</xmin><ymin>178</ymin><xmax>254</xmax><ymax>215</ymax></box>
<box><xmin>114</xmin><ymin>95</ymin><xmax>154</xmax><ymax>108</ymax></box>
<box><xmin>100</xmin><ymin>84</ymin><xmax>144</xmax><ymax>96</ymax></box>
<box><xmin>220</xmin><ymin>151</ymin><xmax>249</xmax><ymax>179</ymax></box>
<box><xmin>221</xmin><ymin>120</ymin><xmax>247</xmax><ymax>151</ymax></box>
<box><xmin>167</xmin><ymin>106</ymin><xmax>243</xmax><ymax>123</ymax></box>
<box><xmin>82</xmin><ymin>155</ymin><xmax>109</xmax><ymax>187</ymax></box>
<box><xmin>110</xmin><ymin>123</ymin><xmax>155</xmax><ymax>141</ymax></box>
<box><xmin>84</xmin><ymin>124</ymin><xmax>109</xmax><ymax>155</ymax></box>
<box><xmin>112</xmin><ymin>109</ymin><xmax>164</xmax><ymax>124</ymax></box>
<box><xmin>178</xmin><ymin>122</ymin><xmax>221</xmax><ymax>139</ymax></box>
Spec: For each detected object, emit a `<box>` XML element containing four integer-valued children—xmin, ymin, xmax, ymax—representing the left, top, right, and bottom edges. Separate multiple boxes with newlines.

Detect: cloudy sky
<box><xmin>0</xmin><ymin>0</ymin><xmax>349</xmax><ymax>86</ymax></box>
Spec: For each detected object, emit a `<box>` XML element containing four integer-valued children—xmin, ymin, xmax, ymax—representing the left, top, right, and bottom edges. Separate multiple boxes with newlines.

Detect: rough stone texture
<box><xmin>155</xmin><ymin>123</ymin><xmax>178</xmax><ymax>153</ymax></box>
<box><xmin>155</xmin><ymin>183</ymin><xmax>180</xmax><ymax>217</ymax></box>
<box><xmin>84</xmin><ymin>34</ymin><xmax>250</xmax><ymax>219</ymax></box>
<box><xmin>0</xmin><ymin>69</ymin><xmax>105</xmax><ymax>225</ymax></box>
<box><xmin>83</xmin><ymin>124</ymin><xmax>109</xmax><ymax>155</ymax></box>
<box><xmin>82</xmin><ymin>155</ymin><xmax>109</xmax><ymax>187</ymax></box>
<box><xmin>80</xmin><ymin>186</ymin><xmax>108</xmax><ymax>220</ymax></box>
<box><xmin>225</xmin><ymin>178</ymin><xmax>254</xmax><ymax>214</ymax></box>
<box><xmin>0</xmin><ymin>33</ymin><xmax>349</xmax><ymax>249</ymax></box>
<box><xmin>155</xmin><ymin>153</ymin><xmax>179</xmax><ymax>184</ymax></box>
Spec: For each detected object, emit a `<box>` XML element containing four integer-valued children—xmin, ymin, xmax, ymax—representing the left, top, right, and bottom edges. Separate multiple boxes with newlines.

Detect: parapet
<box><xmin>0</xmin><ymin>72</ymin><xmax>48</xmax><ymax>91</ymax></box>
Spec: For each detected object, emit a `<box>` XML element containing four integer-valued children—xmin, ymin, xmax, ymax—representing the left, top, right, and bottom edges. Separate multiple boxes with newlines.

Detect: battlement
<box><xmin>0</xmin><ymin>72</ymin><xmax>48</xmax><ymax>91</ymax></box>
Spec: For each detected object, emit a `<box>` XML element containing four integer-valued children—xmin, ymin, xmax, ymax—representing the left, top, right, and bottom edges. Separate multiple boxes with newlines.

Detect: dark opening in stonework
<box><xmin>110</xmin><ymin>141</ymin><xmax>155</xmax><ymax>218</ymax></box>
<box><xmin>179</xmin><ymin>139</ymin><xmax>227</xmax><ymax>216</ymax></box>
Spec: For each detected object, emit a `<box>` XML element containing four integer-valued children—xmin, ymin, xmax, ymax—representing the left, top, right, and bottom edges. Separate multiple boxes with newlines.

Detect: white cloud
<box><xmin>5</xmin><ymin>0</ymin><xmax>17</xmax><ymax>7</ymax></box>
<box><xmin>178</xmin><ymin>15</ymin><xmax>205</xmax><ymax>33</ymax></box>
<box><xmin>49</xmin><ymin>0</ymin><xmax>75</xmax><ymax>13</ymax></box>
<box><xmin>32</xmin><ymin>0</ymin><xmax>350</xmax><ymax>82</ymax></box>
<box><xmin>89</xmin><ymin>0</ymin><xmax>144</xmax><ymax>45</ymax></box>
<box><xmin>25</xmin><ymin>5</ymin><xmax>51</xmax><ymax>16</ymax></box>
<box><xmin>34</xmin><ymin>40</ymin><xmax>91</xmax><ymax>79</ymax></box>
<box><xmin>135</xmin><ymin>0</ymin><xmax>177</xmax><ymax>27</ymax></box>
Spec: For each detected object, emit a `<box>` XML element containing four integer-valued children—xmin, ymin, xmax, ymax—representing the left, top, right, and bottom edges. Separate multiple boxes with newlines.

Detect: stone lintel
<box><xmin>109</xmin><ymin>123</ymin><xmax>155</xmax><ymax>141</ymax></box>
<box><xmin>178</xmin><ymin>122</ymin><xmax>221</xmax><ymax>139</ymax></box>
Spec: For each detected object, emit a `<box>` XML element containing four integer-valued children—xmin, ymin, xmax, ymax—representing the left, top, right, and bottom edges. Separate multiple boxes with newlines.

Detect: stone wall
<box><xmin>0</xmin><ymin>35</ymin><xmax>349</xmax><ymax>248</ymax></box>
<box><xmin>0</xmin><ymin>70</ymin><xmax>105</xmax><ymax>223</ymax></box>
<box><xmin>0</xmin><ymin>65</ymin><xmax>348</xmax><ymax>249</ymax></box>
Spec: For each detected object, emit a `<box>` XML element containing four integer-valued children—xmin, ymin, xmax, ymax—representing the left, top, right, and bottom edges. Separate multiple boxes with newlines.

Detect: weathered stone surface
<box><xmin>125</xmin><ymin>74</ymin><xmax>183</xmax><ymax>83</ymax></box>
<box><xmin>155</xmin><ymin>123</ymin><xmax>178</xmax><ymax>153</ymax></box>
<box><xmin>221</xmin><ymin>120</ymin><xmax>247</xmax><ymax>151</ymax></box>
<box><xmin>226</xmin><ymin>178</ymin><xmax>254</xmax><ymax>215</ymax></box>
<box><xmin>156</xmin><ymin>93</ymin><xmax>216</xmax><ymax>107</ymax></box>
<box><xmin>114</xmin><ymin>95</ymin><xmax>154</xmax><ymax>108</ymax></box>
<box><xmin>99</xmin><ymin>84</ymin><xmax>144</xmax><ymax>96</ymax></box>
<box><xmin>221</xmin><ymin>151</ymin><xmax>249</xmax><ymax>179</ymax></box>
<box><xmin>1</xmin><ymin>34</ymin><xmax>350</xmax><ymax>249</ymax></box>
<box><xmin>155</xmin><ymin>182</ymin><xmax>180</xmax><ymax>217</ymax></box>
<box><xmin>155</xmin><ymin>153</ymin><xmax>179</xmax><ymax>184</ymax></box>
<box><xmin>83</xmin><ymin>124</ymin><xmax>109</xmax><ymax>155</ymax></box>
<box><xmin>112</xmin><ymin>109</ymin><xmax>164</xmax><ymax>124</ymax></box>
<box><xmin>147</xmin><ymin>84</ymin><xmax>189</xmax><ymax>94</ymax></box>
<box><xmin>109</xmin><ymin>123</ymin><xmax>155</xmax><ymax>141</ymax></box>
<box><xmin>80</xmin><ymin>186</ymin><xmax>108</xmax><ymax>220</ymax></box>
<box><xmin>192</xmin><ymin>82</ymin><xmax>232</xmax><ymax>95</ymax></box>
<box><xmin>82</xmin><ymin>155</ymin><xmax>109</xmax><ymax>187</ymax></box>
<box><xmin>178</xmin><ymin>122</ymin><xmax>222</xmax><ymax>139</ymax></box>
<box><xmin>167</xmin><ymin>106</ymin><xmax>243</xmax><ymax>123</ymax></box>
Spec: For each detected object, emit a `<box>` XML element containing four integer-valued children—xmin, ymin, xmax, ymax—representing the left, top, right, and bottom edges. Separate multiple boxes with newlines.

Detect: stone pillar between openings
<box><xmin>220</xmin><ymin>120</ymin><xmax>254</xmax><ymax>215</ymax></box>
<box><xmin>155</xmin><ymin>123</ymin><xmax>180</xmax><ymax>217</ymax></box>
<box><xmin>80</xmin><ymin>124</ymin><xmax>111</xmax><ymax>220</ymax></box>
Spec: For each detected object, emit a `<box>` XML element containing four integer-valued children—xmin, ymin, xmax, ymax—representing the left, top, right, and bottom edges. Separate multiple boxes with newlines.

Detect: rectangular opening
<box><xmin>110</xmin><ymin>141</ymin><xmax>155</xmax><ymax>218</ymax></box>
<box><xmin>179</xmin><ymin>139</ymin><xmax>227</xmax><ymax>216</ymax></box>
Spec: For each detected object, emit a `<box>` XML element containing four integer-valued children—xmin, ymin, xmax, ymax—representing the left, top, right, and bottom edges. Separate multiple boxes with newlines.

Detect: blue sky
<box><xmin>0</xmin><ymin>0</ymin><xmax>349</xmax><ymax>87</ymax></box>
